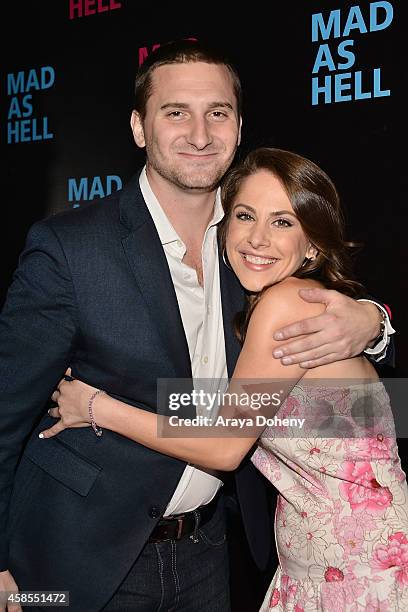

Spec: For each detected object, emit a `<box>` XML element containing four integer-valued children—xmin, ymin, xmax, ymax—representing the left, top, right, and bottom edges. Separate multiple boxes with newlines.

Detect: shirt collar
<box><xmin>139</xmin><ymin>167</ymin><xmax>179</xmax><ymax>245</ymax></box>
<box><xmin>212</xmin><ymin>189</ymin><xmax>225</xmax><ymax>226</ymax></box>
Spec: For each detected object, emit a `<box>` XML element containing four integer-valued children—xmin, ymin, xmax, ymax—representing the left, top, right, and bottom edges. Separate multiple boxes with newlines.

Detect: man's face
<box><xmin>131</xmin><ymin>62</ymin><xmax>241</xmax><ymax>192</ymax></box>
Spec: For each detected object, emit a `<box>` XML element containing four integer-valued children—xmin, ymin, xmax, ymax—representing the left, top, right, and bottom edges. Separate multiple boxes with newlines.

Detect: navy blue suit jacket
<box><xmin>0</xmin><ymin>174</ymin><xmax>271</xmax><ymax>611</ymax></box>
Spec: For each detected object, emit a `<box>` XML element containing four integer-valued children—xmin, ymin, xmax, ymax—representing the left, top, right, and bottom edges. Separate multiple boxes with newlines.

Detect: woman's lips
<box><xmin>240</xmin><ymin>252</ymin><xmax>278</xmax><ymax>271</ymax></box>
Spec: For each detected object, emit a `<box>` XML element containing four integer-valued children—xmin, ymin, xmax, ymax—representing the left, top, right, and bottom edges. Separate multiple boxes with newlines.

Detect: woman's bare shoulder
<box><xmin>251</xmin><ymin>277</ymin><xmax>326</xmax><ymax>328</ymax></box>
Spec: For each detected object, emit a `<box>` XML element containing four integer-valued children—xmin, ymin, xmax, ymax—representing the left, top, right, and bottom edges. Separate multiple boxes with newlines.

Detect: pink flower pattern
<box><xmin>354</xmin><ymin>436</ymin><xmax>396</xmax><ymax>461</ymax></box>
<box><xmin>269</xmin><ymin>588</ymin><xmax>280</xmax><ymax>607</ymax></box>
<box><xmin>251</xmin><ymin>382</ymin><xmax>408</xmax><ymax>610</ymax></box>
<box><xmin>338</xmin><ymin>461</ymin><xmax>393</xmax><ymax>515</ymax></box>
<box><xmin>371</xmin><ymin>532</ymin><xmax>408</xmax><ymax>587</ymax></box>
<box><xmin>334</xmin><ymin>515</ymin><xmax>365</xmax><ymax>556</ymax></box>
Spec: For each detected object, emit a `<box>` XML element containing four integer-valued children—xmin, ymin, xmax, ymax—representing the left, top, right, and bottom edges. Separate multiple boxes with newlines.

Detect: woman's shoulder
<box><xmin>265</xmin><ymin>276</ymin><xmax>324</xmax><ymax>295</ymax></box>
<box><xmin>258</xmin><ymin>276</ymin><xmax>325</xmax><ymax>310</ymax></box>
<box><xmin>249</xmin><ymin>277</ymin><xmax>326</xmax><ymax>332</ymax></box>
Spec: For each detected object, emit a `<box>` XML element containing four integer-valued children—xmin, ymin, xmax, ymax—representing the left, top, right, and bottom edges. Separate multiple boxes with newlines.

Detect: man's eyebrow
<box><xmin>160</xmin><ymin>102</ymin><xmax>190</xmax><ymax>110</ymax></box>
<box><xmin>160</xmin><ymin>101</ymin><xmax>234</xmax><ymax>111</ymax></box>
<box><xmin>207</xmin><ymin>102</ymin><xmax>234</xmax><ymax>110</ymax></box>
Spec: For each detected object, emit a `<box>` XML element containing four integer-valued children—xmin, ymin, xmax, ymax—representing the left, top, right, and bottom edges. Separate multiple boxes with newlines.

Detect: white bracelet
<box><xmin>358</xmin><ymin>299</ymin><xmax>395</xmax><ymax>358</ymax></box>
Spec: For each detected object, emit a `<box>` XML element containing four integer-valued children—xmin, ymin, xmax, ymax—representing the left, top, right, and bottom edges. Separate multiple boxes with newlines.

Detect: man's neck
<box><xmin>146</xmin><ymin>166</ymin><xmax>217</xmax><ymax>245</ymax></box>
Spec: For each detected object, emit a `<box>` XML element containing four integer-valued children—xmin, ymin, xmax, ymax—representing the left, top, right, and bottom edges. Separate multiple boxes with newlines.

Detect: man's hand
<box><xmin>0</xmin><ymin>570</ymin><xmax>22</xmax><ymax>612</ymax></box>
<box><xmin>272</xmin><ymin>288</ymin><xmax>381</xmax><ymax>368</ymax></box>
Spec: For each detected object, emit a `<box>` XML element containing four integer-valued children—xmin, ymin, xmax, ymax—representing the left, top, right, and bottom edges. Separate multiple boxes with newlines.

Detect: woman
<box><xmin>42</xmin><ymin>148</ymin><xmax>408</xmax><ymax>610</ymax></box>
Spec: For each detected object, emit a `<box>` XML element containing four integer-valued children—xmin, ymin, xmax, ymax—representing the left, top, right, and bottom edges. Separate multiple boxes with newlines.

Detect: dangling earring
<box><xmin>222</xmin><ymin>249</ymin><xmax>232</xmax><ymax>271</ymax></box>
<box><xmin>302</xmin><ymin>247</ymin><xmax>318</xmax><ymax>267</ymax></box>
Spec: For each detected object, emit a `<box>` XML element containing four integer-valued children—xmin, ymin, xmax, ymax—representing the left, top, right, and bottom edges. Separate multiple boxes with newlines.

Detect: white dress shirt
<box><xmin>139</xmin><ymin>168</ymin><xmax>228</xmax><ymax>516</ymax></box>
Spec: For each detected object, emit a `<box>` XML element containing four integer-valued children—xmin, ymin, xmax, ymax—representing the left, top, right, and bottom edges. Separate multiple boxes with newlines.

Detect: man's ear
<box><xmin>130</xmin><ymin>110</ymin><xmax>146</xmax><ymax>148</ymax></box>
<box><xmin>237</xmin><ymin>116</ymin><xmax>242</xmax><ymax>147</ymax></box>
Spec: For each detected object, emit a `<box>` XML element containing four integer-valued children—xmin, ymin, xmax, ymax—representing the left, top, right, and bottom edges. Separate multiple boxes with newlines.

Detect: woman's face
<box><xmin>226</xmin><ymin>169</ymin><xmax>316</xmax><ymax>292</ymax></box>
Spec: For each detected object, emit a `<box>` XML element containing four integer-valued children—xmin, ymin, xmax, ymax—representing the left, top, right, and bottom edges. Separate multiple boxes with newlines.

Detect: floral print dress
<box><xmin>251</xmin><ymin>382</ymin><xmax>408</xmax><ymax>611</ymax></box>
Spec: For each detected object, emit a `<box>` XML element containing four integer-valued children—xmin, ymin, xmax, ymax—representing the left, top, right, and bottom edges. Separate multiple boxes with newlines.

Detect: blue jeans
<box><xmin>102</xmin><ymin>498</ymin><xmax>230</xmax><ymax>611</ymax></box>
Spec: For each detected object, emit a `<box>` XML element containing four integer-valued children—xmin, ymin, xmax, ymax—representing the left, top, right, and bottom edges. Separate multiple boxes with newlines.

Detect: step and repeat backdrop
<box><xmin>2</xmin><ymin>5</ymin><xmax>407</xmax><ymax>604</ymax></box>
<box><xmin>2</xmin><ymin>1</ymin><xmax>403</xmax><ymax>377</ymax></box>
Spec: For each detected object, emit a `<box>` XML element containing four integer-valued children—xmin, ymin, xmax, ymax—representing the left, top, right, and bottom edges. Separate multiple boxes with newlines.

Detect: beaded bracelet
<box><xmin>88</xmin><ymin>389</ymin><xmax>105</xmax><ymax>437</ymax></box>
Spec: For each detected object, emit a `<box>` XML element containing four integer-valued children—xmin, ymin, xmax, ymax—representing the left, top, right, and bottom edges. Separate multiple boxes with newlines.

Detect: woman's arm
<box><xmin>42</xmin><ymin>278</ymin><xmax>325</xmax><ymax>470</ymax></box>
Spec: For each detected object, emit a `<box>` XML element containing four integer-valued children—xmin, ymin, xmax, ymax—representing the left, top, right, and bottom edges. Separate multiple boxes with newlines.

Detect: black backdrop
<box><xmin>2</xmin><ymin>8</ymin><xmax>405</xmax><ymax>410</ymax></box>
<box><xmin>3</xmin><ymin>1</ymin><xmax>404</xmax><ymax>374</ymax></box>
<box><xmin>1</xmin><ymin>1</ymin><xmax>407</xmax><ymax>608</ymax></box>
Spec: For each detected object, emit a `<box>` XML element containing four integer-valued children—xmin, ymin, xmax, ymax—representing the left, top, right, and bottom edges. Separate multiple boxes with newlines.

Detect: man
<box><xmin>0</xmin><ymin>41</ymin><xmax>392</xmax><ymax>612</ymax></box>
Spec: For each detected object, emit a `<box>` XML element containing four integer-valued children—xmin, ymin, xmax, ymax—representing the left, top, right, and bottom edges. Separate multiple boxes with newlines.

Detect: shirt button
<box><xmin>183</xmin><ymin>272</ymin><xmax>190</xmax><ymax>280</ymax></box>
<box><xmin>148</xmin><ymin>506</ymin><xmax>161</xmax><ymax>519</ymax></box>
<box><xmin>202</xmin><ymin>356</ymin><xmax>208</xmax><ymax>364</ymax></box>
<box><xmin>176</xmin><ymin>240</ymin><xmax>183</xmax><ymax>248</ymax></box>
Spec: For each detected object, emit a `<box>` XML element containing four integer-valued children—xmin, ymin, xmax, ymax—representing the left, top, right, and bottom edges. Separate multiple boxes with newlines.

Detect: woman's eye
<box><xmin>236</xmin><ymin>212</ymin><xmax>254</xmax><ymax>221</ymax></box>
<box><xmin>273</xmin><ymin>218</ymin><xmax>292</xmax><ymax>228</ymax></box>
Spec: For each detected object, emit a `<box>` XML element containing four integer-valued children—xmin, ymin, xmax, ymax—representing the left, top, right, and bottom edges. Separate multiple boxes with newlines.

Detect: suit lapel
<box><xmin>119</xmin><ymin>175</ymin><xmax>192</xmax><ymax>380</ymax></box>
<box><xmin>118</xmin><ymin>174</ymin><xmax>246</xmax><ymax>382</ymax></box>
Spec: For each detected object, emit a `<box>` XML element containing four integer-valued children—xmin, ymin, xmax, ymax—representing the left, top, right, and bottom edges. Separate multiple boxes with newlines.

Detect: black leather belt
<box><xmin>148</xmin><ymin>495</ymin><xmax>220</xmax><ymax>543</ymax></box>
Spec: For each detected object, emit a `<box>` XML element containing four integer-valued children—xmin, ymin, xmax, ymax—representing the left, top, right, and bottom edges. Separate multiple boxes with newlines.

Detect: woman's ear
<box><xmin>130</xmin><ymin>110</ymin><xmax>146</xmax><ymax>148</ymax></box>
<box><xmin>306</xmin><ymin>244</ymin><xmax>319</xmax><ymax>261</ymax></box>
